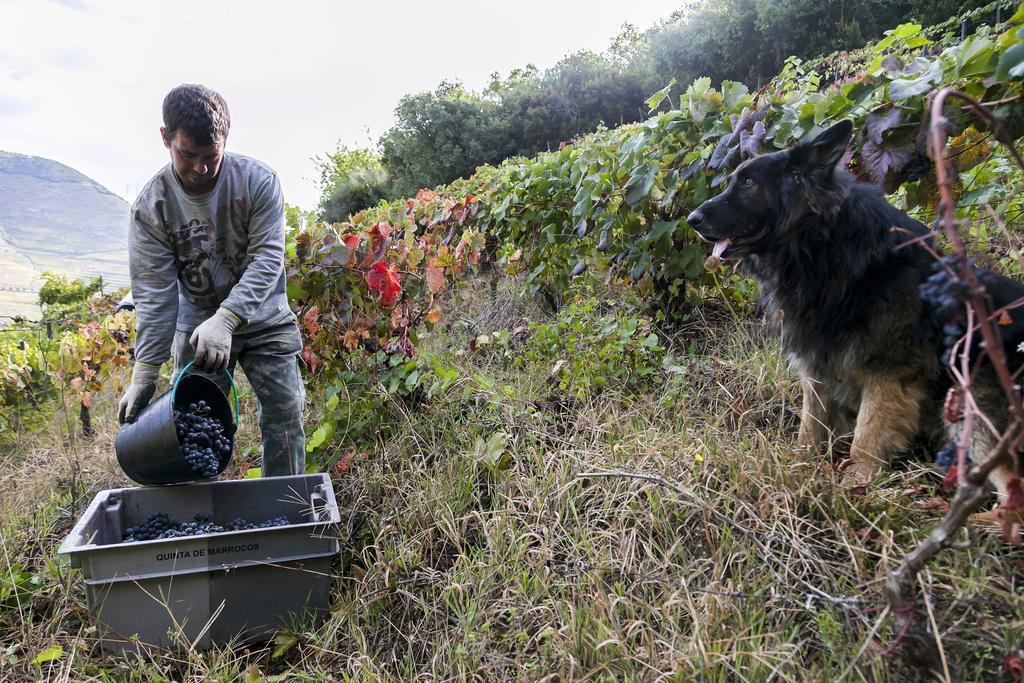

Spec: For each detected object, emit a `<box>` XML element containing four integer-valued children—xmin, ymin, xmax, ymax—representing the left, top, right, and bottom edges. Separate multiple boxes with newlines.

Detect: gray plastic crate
<box><xmin>58</xmin><ymin>474</ymin><xmax>339</xmax><ymax>654</ymax></box>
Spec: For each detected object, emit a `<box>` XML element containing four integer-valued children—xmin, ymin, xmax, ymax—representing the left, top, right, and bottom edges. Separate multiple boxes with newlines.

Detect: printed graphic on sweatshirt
<box><xmin>169</xmin><ymin>218</ymin><xmax>218</xmax><ymax>306</ymax></box>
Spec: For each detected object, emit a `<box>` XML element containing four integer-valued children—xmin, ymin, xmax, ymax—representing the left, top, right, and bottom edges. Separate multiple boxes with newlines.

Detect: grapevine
<box><xmin>287</xmin><ymin>7</ymin><xmax>1024</xmax><ymax>464</ymax></box>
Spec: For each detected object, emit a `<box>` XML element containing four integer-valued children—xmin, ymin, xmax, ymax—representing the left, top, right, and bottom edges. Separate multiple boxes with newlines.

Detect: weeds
<box><xmin>1</xmin><ymin>279</ymin><xmax>1023</xmax><ymax>680</ymax></box>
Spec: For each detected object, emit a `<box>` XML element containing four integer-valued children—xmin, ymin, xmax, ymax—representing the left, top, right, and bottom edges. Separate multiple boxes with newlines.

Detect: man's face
<box><xmin>161</xmin><ymin>128</ymin><xmax>225</xmax><ymax>194</ymax></box>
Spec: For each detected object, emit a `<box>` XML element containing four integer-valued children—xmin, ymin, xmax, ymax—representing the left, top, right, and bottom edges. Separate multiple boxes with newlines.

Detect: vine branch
<box><xmin>883</xmin><ymin>86</ymin><xmax>1024</xmax><ymax>666</ymax></box>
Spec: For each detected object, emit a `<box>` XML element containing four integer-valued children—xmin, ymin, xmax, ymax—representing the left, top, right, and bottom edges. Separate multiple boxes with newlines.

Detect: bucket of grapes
<box><xmin>115</xmin><ymin>361</ymin><xmax>239</xmax><ymax>486</ymax></box>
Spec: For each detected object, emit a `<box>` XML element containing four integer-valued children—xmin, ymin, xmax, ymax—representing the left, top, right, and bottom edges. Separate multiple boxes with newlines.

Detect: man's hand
<box><xmin>118</xmin><ymin>362</ymin><xmax>160</xmax><ymax>424</ymax></box>
<box><xmin>189</xmin><ymin>308</ymin><xmax>241</xmax><ymax>373</ymax></box>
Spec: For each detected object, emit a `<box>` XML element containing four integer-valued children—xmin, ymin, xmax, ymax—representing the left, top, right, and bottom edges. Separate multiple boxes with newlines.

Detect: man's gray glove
<box><xmin>117</xmin><ymin>362</ymin><xmax>160</xmax><ymax>424</ymax></box>
<box><xmin>189</xmin><ymin>307</ymin><xmax>241</xmax><ymax>373</ymax></box>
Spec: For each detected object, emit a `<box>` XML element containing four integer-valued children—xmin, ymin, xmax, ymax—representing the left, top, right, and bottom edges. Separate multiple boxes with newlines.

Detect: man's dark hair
<box><xmin>162</xmin><ymin>84</ymin><xmax>231</xmax><ymax>146</ymax></box>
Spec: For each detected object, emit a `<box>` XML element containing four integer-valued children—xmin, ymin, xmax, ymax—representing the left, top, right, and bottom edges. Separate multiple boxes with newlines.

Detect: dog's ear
<box><xmin>787</xmin><ymin>120</ymin><xmax>853</xmax><ymax>175</ymax></box>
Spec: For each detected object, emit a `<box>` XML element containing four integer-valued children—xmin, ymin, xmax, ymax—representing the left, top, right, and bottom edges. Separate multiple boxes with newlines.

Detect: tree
<box><xmin>326</xmin><ymin>0</ymin><xmax>991</xmax><ymax>202</ymax></box>
<box><xmin>379</xmin><ymin>82</ymin><xmax>514</xmax><ymax>198</ymax></box>
<box><xmin>313</xmin><ymin>146</ymin><xmax>389</xmax><ymax>223</ymax></box>
<box><xmin>909</xmin><ymin>0</ymin><xmax>990</xmax><ymax>26</ymax></box>
<box><xmin>647</xmin><ymin>0</ymin><xmax>991</xmax><ymax>89</ymax></box>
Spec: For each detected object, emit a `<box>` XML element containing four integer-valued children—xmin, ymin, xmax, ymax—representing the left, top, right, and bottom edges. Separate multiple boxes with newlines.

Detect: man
<box><xmin>117</xmin><ymin>83</ymin><xmax>305</xmax><ymax>477</ymax></box>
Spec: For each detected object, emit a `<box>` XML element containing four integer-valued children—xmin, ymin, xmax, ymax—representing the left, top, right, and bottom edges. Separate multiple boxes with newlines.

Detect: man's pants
<box><xmin>172</xmin><ymin>321</ymin><xmax>306</xmax><ymax>477</ymax></box>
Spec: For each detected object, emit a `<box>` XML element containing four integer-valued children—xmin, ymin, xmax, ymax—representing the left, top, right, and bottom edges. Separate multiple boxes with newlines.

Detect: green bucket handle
<box><xmin>171</xmin><ymin>360</ymin><xmax>240</xmax><ymax>428</ymax></box>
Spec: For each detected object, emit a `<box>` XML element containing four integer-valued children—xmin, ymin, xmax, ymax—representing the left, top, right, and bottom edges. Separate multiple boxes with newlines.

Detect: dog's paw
<box><xmin>969</xmin><ymin>507</ymin><xmax>1024</xmax><ymax>527</ymax></box>
<box><xmin>968</xmin><ymin>507</ymin><xmax>1024</xmax><ymax>543</ymax></box>
<box><xmin>968</xmin><ymin>508</ymin><xmax>1000</xmax><ymax>525</ymax></box>
<box><xmin>838</xmin><ymin>459</ymin><xmax>880</xmax><ymax>491</ymax></box>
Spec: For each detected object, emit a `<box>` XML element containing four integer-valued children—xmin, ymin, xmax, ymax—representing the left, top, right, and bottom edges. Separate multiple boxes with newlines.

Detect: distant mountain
<box><xmin>0</xmin><ymin>150</ymin><xmax>129</xmax><ymax>318</ymax></box>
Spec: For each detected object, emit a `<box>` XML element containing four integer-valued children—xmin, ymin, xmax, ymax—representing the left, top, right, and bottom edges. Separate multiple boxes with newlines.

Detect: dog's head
<box><xmin>686</xmin><ymin>119</ymin><xmax>854</xmax><ymax>260</ymax></box>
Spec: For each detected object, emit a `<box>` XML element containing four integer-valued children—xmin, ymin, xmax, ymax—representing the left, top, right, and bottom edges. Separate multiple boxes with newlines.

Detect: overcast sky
<box><xmin>0</xmin><ymin>0</ymin><xmax>682</xmax><ymax>210</ymax></box>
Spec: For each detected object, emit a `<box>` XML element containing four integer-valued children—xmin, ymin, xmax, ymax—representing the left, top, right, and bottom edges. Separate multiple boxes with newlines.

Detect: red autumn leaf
<box><xmin>465</xmin><ymin>194</ymin><xmax>476</xmax><ymax>204</ymax></box>
<box><xmin>1005</xmin><ymin>476</ymin><xmax>1024</xmax><ymax>511</ymax></box>
<box><xmin>301</xmin><ymin>344</ymin><xmax>320</xmax><ymax>374</ymax></box>
<box><xmin>425</xmin><ymin>266</ymin><xmax>444</xmax><ymax>293</ymax></box>
<box><xmin>943</xmin><ymin>386</ymin><xmax>963</xmax><ymax>424</ymax></box>
<box><xmin>333</xmin><ymin>449</ymin><xmax>354</xmax><ymax>476</ymax></box>
<box><xmin>416</xmin><ymin>189</ymin><xmax>437</xmax><ymax>202</ymax></box>
<box><xmin>343</xmin><ymin>235</ymin><xmax>360</xmax><ymax>251</ymax></box>
<box><xmin>366</xmin><ymin>261</ymin><xmax>402</xmax><ymax>307</ymax></box>
<box><xmin>390</xmin><ymin>305</ymin><xmax>409</xmax><ymax>330</ymax></box>
<box><xmin>1004</xmin><ymin>654</ymin><xmax>1024</xmax><ymax>683</ymax></box>
<box><xmin>943</xmin><ymin>463</ymin><xmax>959</xmax><ymax>491</ymax></box>
<box><xmin>302</xmin><ymin>306</ymin><xmax>320</xmax><ymax>337</ymax></box>
<box><xmin>370</xmin><ymin>222</ymin><xmax>394</xmax><ymax>240</ymax></box>
<box><xmin>998</xmin><ymin>483</ymin><xmax>1024</xmax><ymax>542</ymax></box>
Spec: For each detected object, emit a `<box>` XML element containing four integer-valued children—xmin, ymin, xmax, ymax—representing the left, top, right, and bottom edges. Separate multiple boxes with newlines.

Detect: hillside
<box><xmin>0</xmin><ymin>151</ymin><xmax>129</xmax><ymax>319</ymax></box>
<box><xmin>3</xmin><ymin>4</ymin><xmax>1024</xmax><ymax>681</ymax></box>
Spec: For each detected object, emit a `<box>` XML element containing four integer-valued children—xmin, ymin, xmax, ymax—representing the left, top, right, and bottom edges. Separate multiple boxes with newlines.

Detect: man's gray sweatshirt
<box><xmin>129</xmin><ymin>153</ymin><xmax>294</xmax><ymax>367</ymax></box>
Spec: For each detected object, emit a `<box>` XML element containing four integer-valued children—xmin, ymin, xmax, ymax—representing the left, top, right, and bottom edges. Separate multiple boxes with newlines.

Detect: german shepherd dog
<box><xmin>686</xmin><ymin>119</ymin><xmax>1024</xmax><ymax>501</ymax></box>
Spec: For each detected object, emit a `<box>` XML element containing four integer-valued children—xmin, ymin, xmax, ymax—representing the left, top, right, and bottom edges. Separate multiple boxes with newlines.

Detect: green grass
<box><xmin>2</xmin><ymin>278</ymin><xmax>1023</xmax><ymax>681</ymax></box>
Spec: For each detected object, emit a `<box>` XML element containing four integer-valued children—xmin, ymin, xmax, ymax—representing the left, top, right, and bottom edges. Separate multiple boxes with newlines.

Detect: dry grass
<box><xmin>2</xmin><ymin>280</ymin><xmax>1024</xmax><ymax>681</ymax></box>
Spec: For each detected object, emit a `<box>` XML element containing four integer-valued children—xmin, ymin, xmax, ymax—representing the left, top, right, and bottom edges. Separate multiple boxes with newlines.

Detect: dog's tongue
<box><xmin>704</xmin><ymin>238</ymin><xmax>732</xmax><ymax>271</ymax></box>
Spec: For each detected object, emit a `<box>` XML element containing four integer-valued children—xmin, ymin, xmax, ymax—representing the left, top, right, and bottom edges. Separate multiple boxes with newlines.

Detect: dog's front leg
<box><xmin>796</xmin><ymin>374</ymin><xmax>830</xmax><ymax>453</ymax></box>
<box><xmin>843</xmin><ymin>376</ymin><xmax>924</xmax><ymax>487</ymax></box>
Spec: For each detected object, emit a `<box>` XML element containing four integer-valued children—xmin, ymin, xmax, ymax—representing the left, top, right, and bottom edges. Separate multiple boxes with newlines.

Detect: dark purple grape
<box><xmin>175</xmin><ymin>402</ymin><xmax>231</xmax><ymax>479</ymax></box>
<box><xmin>123</xmin><ymin>513</ymin><xmax>290</xmax><ymax>542</ymax></box>
<box><xmin>935</xmin><ymin>441</ymin><xmax>956</xmax><ymax>470</ymax></box>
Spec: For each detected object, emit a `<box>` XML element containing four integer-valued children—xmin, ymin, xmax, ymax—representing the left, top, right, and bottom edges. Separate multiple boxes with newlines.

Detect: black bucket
<box><xmin>115</xmin><ymin>361</ymin><xmax>239</xmax><ymax>486</ymax></box>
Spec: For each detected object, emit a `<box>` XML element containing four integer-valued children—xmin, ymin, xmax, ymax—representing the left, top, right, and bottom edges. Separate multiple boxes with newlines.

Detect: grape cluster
<box><xmin>226</xmin><ymin>516</ymin><xmax>289</xmax><ymax>531</ymax></box>
<box><xmin>122</xmin><ymin>512</ymin><xmax>172</xmax><ymax>541</ymax></box>
<box><xmin>939</xmin><ymin>323</ymin><xmax>965</xmax><ymax>365</ymax></box>
<box><xmin>174</xmin><ymin>400</ymin><xmax>231</xmax><ymax>479</ymax></box>
<box><xmin>920</xmin><ymin>257</ymin><xmax>974</xmax><ymax>364</ymax></box>
<box><xmin>920</xmin><ymin>257</ymin><xmax>970</xmax><ymax>318</ymax></box>
<box><xmin>122</xmin><ymin>512</ymin><xmax>290</xmax><ymax>543</ymax></box>
<box><xmin>935</xmin><ymin>441</ymin><xmax>956</xmax><ymax>471</ymax></box>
